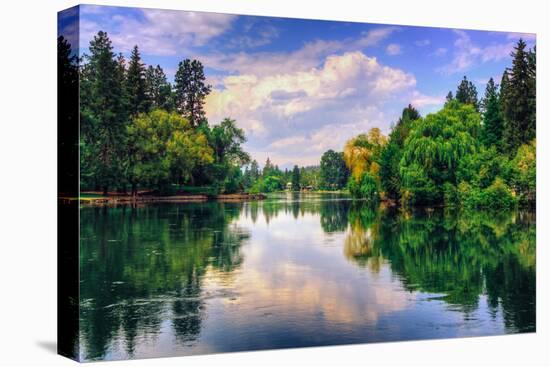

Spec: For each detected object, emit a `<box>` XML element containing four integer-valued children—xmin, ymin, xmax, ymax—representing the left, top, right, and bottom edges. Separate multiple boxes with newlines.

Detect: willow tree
<box><xmin>399</xmin><ymin>101</ymin><xmax>481</xmax><ymax>205</ymax></box>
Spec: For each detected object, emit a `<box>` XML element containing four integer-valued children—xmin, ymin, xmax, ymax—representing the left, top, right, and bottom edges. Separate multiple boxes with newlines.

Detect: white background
<box><xmin>0</xmin><ymin>0</ymin><xmax>547</xmax><ymax>366</ymax></box>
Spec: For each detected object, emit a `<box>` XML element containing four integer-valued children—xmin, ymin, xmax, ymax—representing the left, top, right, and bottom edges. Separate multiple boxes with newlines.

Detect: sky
<box><xmin>58</xmin><ymin>5</ymin><xmax>536</xmax><ymax>169</ymax></box>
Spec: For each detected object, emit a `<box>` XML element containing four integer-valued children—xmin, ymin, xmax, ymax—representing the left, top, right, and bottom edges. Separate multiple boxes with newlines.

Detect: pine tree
<box><xmin>250</xmin><ymin>159</ymin><xmax>260</xmax><ymax>180</ymax></box>
<box><xmin>145</xmin><ymin>65</ymin><xmax>174</xmax><ymax>111</ymax></box>
<box><xmin>126</xmin><ymin>45</ymin><xmax>149</xmax><ymax>116</ymax></box>
<box><xmin>502</xmin><ymin>39</ymin><xmax>536</xmax><ymax>151</ymax></box>
<box><xmin>455</xmin><ymin>76</ymin><xmax>479</xmax><ymax>111</ymax></box>
<box><xmin>263</xmin><ymin>157</ymin><xmax>274</xmax><ymax>176</ymax></box>
<box><xmin>174</xmin><ymin>59</ymin><xmax>211</xmax><ymax>127</ymax></box>
<box><xmin>480</xmin><ymin>78</ymin><xmax>504</xmax><ymax>148</ymax></box>
<box><xmin>445</xmin><ymin>91</ymin><xmax>454</xmax><ymax>103</ymax></box>
<box><xmin>80</xmin><ymin>31</ymin><xmax>129</xmax><ymax>194</ymax></box>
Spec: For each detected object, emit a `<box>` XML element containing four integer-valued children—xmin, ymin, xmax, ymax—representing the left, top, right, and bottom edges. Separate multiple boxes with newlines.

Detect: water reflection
<box><xmin>79</xmin><ymin>194</ymin><xmax>535</xmax><ymax>361</ymax></box>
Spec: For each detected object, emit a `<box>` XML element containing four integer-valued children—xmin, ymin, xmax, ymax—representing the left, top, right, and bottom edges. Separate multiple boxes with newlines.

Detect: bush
<box><xmin>400</xmin><ymin>164</ymin><xmax>439</xmax><ymax>206</ymax></box>
<box><xmin>460</xmin><ymin>177</ymin><xmax>517</xmax><ymax>209</ymax></box>
<box><xmin>348</xmin><ymin>172</ymin><xmax>379</xmax><ymax>202</ymax></box>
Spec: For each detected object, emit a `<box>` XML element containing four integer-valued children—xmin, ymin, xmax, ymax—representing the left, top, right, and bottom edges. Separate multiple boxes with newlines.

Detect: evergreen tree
<box><xmin>174</xmin><ymin>59</ymin><xmax>211</xmax><ymax>127</ymax></box>
<box><xmin>455</xmin><ymin>76</ymin><xmax>479</xmax><ymax>111</ymax></box>
<box><xmin>145</xmin><ymin>65</ymin><xmax>174</xmax><ymax>111</ymax></box>
<box><xmin>503</xmin><ymin>39</ymin><xmax>536</xmax><ymax>151</ymax></box>
<box><xmin>263</xmin><ymin>157</ymin><xmax>274</xmax><ymax>176</ymax></box>
<box><xmin>446</xmin><ymin>91</ymin><xmax>454</xmax><ymax>103</ymax></box>
<box><xmin>80</xmin><ymin>31</ymin><xmax>128</xmax><ymax>194</ymax></box>
<box><xmin>126</xmin><ymin>45</ymin><xmax>149</xmax><ymax>116</ymax></box>
<box><xmin>480</xmin><ymin>78</ymin><xmax>504</xmax><ymax>148</ymax></box>
<box><xmin>292</xmin><ymin>165</ymin><xmax>301</xmax><ymax>190</ymax></box>
<box><xmin>250</xmin><ymin>159</ymin><xmax>260</xmax><ymax>180</ymax></box>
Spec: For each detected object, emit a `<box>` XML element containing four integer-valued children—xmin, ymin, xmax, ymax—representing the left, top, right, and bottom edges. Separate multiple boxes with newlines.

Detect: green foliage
<box><xmin>126</xmin><ymin>45</ymin><xmax>149</xmax><ymax>116</ymax></box>
<box><xmin>480</xmin><ymin>78</ymin><xmax>504</xmax><ymax>148</ymax></box>
<box><xmin>320</xmin><ymin>150</ymin><xmax>349</xmax><ymax>190</ymax></box>
<box><xmin>458</xmin><ymin>178</ymin><xmax>517</xmax><ymax>209</ymax></box>
<box><xmin>507</xmin><ymin>140</ymin><xmax>536</xmax><ymax>206</ymax></box>
<box><xmin>145</xmin><ymin>65</ymin><xmax>174</xmax><ymax>111</ymax></box>
<box><xmin>400</xmin><ymin>163</ymin><xmax>438</xmax><ymax>205</ymax></box>
<box><xmin>209</xmin><ymin>118</ymin><xmax>250</xmax><ymax>165</ymax></box>
<box><xmin>502</xmin><ymin>40</ymin><xmax>536</xmax><ymax>152</ymax></box>
<box><xmin>299</xmin><ymin>166</ymin><xmax>321</xmax><ymax>189</ymax></box>
<box><xmin>399</xmin><ymin>101</ymin><xmax>480</xmax><ymax>204</ymax></box>
<box><xmin>127</xmin><ymin>109</ymin><xmax>213</xmax><ymax>192</ymax></box>
<box><xmin>291</xmin><ymin>165</ymin><xmax>301</xmax><ymax>190</ymax></box>
<box><xmin>174</xmin><ymin>59</ymin><xmax>211</xmax><ymax>127</ymax></box>
<box><xmin>457</xmin><ymin>145</ymin><xmax>508</xmax><ymax>189</ymax></box>
<box><xmin>455</xmin><ymin>76</ymin><xmax>479</xmax><ymax>111</ymax></box>
<box><xmin>249</xmin><ymin>175</ymin><xmax>283</xmax><ymax>193</ymax></box>
<box><xmin>348</xmin><ymin>172</ymin><xmax>379</xmax><ymax>201</ymax></box>
<box><xmin>80</xmin><ymin>31</ymin><xmax>129</xmax><ymax>193</ymax></box>
<box><xmin>380</xmin><ymin>104</ymin><xmax>421</xmax><ymax>200</ymax></box>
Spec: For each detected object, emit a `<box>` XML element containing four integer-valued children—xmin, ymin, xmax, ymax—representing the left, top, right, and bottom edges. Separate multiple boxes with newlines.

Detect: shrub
<box><xmin>400</xmin><ymin>164</ymin><xmax>439</xmax><ymax>206</ymax></box>
<box><xmin>348</xmin><ymin>172</ymin><xmax>379</xmax><ymax>202</ymax></box>
<box><xmin>460</xmin><ymin>177</ymin><xmax>517</xmax><ymax>209</ymax></box>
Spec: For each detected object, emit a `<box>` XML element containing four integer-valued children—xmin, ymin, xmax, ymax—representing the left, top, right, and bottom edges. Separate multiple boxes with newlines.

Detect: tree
<box><xmin>126</xmin><ymin>109</ymin><xmax>213</xmax><ymax>194</ymax></box>
<box><xmin>503</xmin><ymin>39</ymin><xmax>536</xmax><ymax>151</ymax></box>
<box><xmin>455</xmin><ymin>76</ymin><xmax>479</xmax><ymax>111</ymax></box>
<box><xmin>249</xmin><ymin>160</ymin><xmax>260</xmax><ymax>181</ymax></box>
<box><xmin>291</xmin><ymin>165</ymin><xmax>301</xmax><ymax>190</ymax></box>
<box><xmin>445</xmin><ymin>91</ymin><xmax>454</xmax><ymax>103</ymax></box>
<box><xmin>480</xmin><ymin>78</ymin><xmax>504</xmax><ymax>148</ymax></box>
<box><xmin>174</xmin><ymin>59</ymin><xmax>211</xmax><ymax>127</ymax></box>
<box><xmin>380</xmin><ymin>105</ymin><xmax>421</xmax><ymax>200</ymax></box>
<box><xmin>209</xmin><ymin>118</ymin><xmax>250</xmax><ymax>165</ymax></box>
<box><xmin>263</xmin><ymin>157</ymin><xmax>274</xmax><ymax>176</ymax></box>
<box><xmin>80</xmin><ymin>31</ymin><xmax>129</xmax><ymax>194</ymax></box>
<box><xmin>145</xmin><ymin>65</ymin><xmax>174</xmax><ymax>111</ymax></box>
<box><xmin>126</xmin><ymin>45</ymin><xmax>149</xmax><ymax>116</ymax></box>
<box><xmin>400</xmin><ymin>101</ymin><xmax>480</xmax><ymax>205</ymax></box>
<box><xmin>344</xmin><ymin>128</ymin><xmax>387</xmax><ymax>183</ymax></box>
<box><xmin>507</xmin><ymin>139</ymin><xmax>536</xmax><ymax>206</ymax></box>
<box><xmin>320</xmin><ymin>150</ymin><xmax>349</xmax><ymax>190</ymax></box>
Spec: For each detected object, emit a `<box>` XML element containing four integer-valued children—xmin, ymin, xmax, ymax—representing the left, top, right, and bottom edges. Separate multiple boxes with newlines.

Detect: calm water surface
<box><xmin>79</xmin><ymin>193</ymin><xmax>536</xmax><ymax>361</ymax></box>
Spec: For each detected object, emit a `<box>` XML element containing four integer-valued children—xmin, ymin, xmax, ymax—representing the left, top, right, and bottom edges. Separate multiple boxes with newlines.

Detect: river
<box><xmin>78</xmin><ymin>192</ymin><xmax>536</xmax><ymax>361</ymax></box>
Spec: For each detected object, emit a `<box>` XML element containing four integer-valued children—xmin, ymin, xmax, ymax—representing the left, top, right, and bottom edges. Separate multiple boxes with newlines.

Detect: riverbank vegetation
<box><xmin>60</xmin><ymin>32</ymin><xmax>535</xmax><ymax>208</ymax></box>
<box><xmin>342</xmin><ymin>39</ymin><xmax>536</xmax><ymax>209</ymax></box>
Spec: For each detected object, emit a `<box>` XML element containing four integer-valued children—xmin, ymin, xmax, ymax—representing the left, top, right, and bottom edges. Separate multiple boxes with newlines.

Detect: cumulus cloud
<box><xmin>205</xmin><ymin>51</ymin><xmax>416</xmax><ymax>167</ymax></box>
<box><xmin>438</xmin><ymin>30</ymin><xmax>515</xmax><ymax>74</ymax></box>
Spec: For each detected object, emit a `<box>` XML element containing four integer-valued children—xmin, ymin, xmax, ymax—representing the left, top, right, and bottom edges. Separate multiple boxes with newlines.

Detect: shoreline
<box><xmin>59</xmin><ymin>193</ymin><xmax>267</xmax><ymax>206</ymax></box>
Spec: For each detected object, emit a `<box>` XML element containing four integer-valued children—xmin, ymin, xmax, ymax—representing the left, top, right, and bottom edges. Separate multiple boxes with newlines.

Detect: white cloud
<box><xmin>200</xmin><ymin>27</ymin><xmax>398</xmax><ymax>77</ymax></box>
<box><xmin>409</xmin><ymin>91</ymin><xmax>446</xmax><ymax>108</ymax></box>
<box><xmin>438</xmin><ymin>30</ymin><xmax>514</xmax><ymax>74</ymax></box>
<box><xmin>79</xmin><ymin>6</ymin><xmax>236</xmax><ymax>55</ymax></box>
<box><xmin>386</xmin><ymin>43</ymin><xmax>402</xmax><ymax>56</ymax></box>
<box><xmin>205</xmin><ymin>51</ymin><xmax>416</xmax><ymax>167</ymax></box>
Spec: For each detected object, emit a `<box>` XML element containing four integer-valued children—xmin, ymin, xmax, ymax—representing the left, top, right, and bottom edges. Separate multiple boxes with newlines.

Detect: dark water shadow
<box><xmin>36</xmin><ymin>340</ymin><xmax>57</xmax><ymax>354</ymax></box>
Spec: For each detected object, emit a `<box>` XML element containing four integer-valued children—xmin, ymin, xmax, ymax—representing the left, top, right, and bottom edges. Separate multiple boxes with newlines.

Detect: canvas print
<box><xmin>57</xmin><ymin>4</ymin><xmax>536</xmax><ymax>362</ymax></box>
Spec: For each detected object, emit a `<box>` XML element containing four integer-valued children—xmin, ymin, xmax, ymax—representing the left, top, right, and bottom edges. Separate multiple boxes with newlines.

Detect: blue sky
<box><xmin>59</xmin><ymin>5</ymin><xmax>536</xmax><ymax>169</ymax></box>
